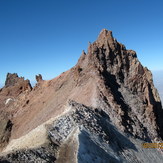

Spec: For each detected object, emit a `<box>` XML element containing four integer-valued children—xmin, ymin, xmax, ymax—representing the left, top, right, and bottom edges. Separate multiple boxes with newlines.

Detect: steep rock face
<box><xmin>0</xmin><ymin>73</ymin><xmax>32</xmax><ymax>150</ymax></box>
<box><xmin>75</xmin><ymin>29</ymin><xmax>163</xmax><ymax>141</ymax></box>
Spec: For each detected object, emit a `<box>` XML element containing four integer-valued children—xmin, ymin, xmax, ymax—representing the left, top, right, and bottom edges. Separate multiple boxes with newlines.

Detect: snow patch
<box><xmin>5</xmin><ymin>98</ymin><xmax>14</xmax><ymax>105</ymax></box>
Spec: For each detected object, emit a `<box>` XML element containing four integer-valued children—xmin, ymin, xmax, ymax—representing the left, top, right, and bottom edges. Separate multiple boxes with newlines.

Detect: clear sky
<box><xmin>0</xmin><ymin>0</ymin><xmax>163</xmax><ymax>86</ymax></box>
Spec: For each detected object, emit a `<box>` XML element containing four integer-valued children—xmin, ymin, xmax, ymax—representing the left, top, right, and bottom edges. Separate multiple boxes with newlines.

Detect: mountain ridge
<box><xmin>0</xmin><ymin>29</ymin><xmax>163</xmax><ymax>162</ymax></box>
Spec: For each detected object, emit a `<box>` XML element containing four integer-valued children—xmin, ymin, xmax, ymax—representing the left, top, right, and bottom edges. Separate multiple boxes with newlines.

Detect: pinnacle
<box><xmin>97</xmin><ymin>29</ymin><xmax>113</xmax><ymax>41</ymax></box>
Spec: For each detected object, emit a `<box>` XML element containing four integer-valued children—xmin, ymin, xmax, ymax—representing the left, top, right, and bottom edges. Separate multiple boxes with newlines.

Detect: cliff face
<box><xmin>76</xmin><ymin>29</ymin><xmax>163</xmax><ymax>141</ymax></box>
<box><xmin>0</xmin><ymin>29</ymin><xmax>163</xmax><ymax>162</ymax></box>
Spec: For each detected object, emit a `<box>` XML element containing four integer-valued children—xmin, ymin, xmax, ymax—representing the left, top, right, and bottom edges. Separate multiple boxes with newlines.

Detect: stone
<box><xmin>5</xmin><ymin>73</ymin><xmax>20</xmax><ymax>87</ymax></box>
<box><xmin>36</xmin><ymin>74</ymin><xmax>43</xmax><ymax>83</ymax></box>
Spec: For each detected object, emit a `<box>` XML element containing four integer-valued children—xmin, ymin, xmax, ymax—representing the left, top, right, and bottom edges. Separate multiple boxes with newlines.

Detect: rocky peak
<box><xmin>80</xmin><ymin>29</ymin><xmax>147</xmax><ymax>82</ymax></box>
<box><xmin>2</xmin><ymin>73</ymin><xmax>32</xmax><ymax>96</ymax></box>
<box><xmin>5</xmin><ymin>73</ymin><xmax>21</xmax><ymax>87</ymax></box>
<box><xmin>36</xmin><ymin>74</ymin><xmax>43</xmax><ymax>83</ymax></box>
<box><xmin>76</xmin><ymin>29</ymin><xmax>163</xmax><ymax>140</ymax></box>
<box><xmin>97</xmin><ymin>29</ymin><xmax>116</xmax><ymax>49</ymax></box>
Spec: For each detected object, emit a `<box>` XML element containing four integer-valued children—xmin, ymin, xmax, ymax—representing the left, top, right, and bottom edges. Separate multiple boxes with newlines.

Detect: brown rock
<box><xmin>5</xmin><ymin>73</ymin><xmax>19</xmax><ymax>87</ymax></box>
<box><xmin>3</xmin><ymin>73</ymin><xmax>32</xmax><ymax>96</ymax></box>
<box><xmin>36</xmin><ymin>74</ymin><xmax>43</xmax><ymax>83</ymax></box>
<box><xmin>0</xmin><ymin>73</ymin><xmax>32</xmax><ymax>113</ymax></box>
<box><xmin>76</xmin><ymin>29</ymin><xmax>163</xmax><ymax>140</ymax></box>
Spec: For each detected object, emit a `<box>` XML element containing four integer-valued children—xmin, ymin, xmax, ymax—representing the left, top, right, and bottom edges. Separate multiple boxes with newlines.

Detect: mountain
<box><xmin>0</xmin><ymin>29</ymin><xmax>163</xmax><ymax>163</ymax></box>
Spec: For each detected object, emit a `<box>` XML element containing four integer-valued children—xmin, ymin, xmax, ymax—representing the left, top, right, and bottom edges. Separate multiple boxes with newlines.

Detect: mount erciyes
<box><xmin>0</xmin><ymin>29</ymin><xmax>163</xmax><ymax>163</ymax></box>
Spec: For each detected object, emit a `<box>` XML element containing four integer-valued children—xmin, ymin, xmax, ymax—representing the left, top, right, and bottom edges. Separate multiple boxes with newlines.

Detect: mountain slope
<box><xmin>0</xmin><ymin>29</ymin><xmax>163</xmax><ymax>162</ymax></box>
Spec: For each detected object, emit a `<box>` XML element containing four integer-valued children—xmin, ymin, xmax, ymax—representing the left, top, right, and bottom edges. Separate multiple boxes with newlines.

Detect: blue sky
<box><xmin>0</xmin><ymin>0</ymin><xmax>163</xmax><ymax>85</ymax></box>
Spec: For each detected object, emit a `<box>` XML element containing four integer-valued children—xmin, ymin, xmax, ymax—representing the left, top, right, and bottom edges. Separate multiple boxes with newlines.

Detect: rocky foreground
<box><xmin>0</xmin><ymin>29</ymin><xmax>163</xmax><ymax>162</ymax></box>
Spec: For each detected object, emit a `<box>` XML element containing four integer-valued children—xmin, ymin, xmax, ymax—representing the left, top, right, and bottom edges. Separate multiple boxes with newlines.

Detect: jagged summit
<box><xmin>97</xmin><ymin>29</ymin><xmax>114</xmax><ymax>41</ymax></box>
<box><xmin>77</xmin><ymin>29</ymin><xmax>163</xmax><ymax>139</ymax></box>
<box><xmin>97</xmin><ymin>29</ymin><xmax>116</xmax><ymax>48</ymax></box>
<box><xmin>36</xmin><ymin>74</ymin><xmax>43</xmax><ymax>83</ymax></box>
<box><xmin>5</xmin><ymin>73</ymin><xmax>19</xmax><ymax>87</ymax></box>
<box><xmin>0</xmin><ymin>73</ymin><xmax>32</xmax><ymax>99</ymax></box>
<box><xmin>0</xmin><ymin>29</ymin><xmax>163</xmax><ymax>162</ymax></box>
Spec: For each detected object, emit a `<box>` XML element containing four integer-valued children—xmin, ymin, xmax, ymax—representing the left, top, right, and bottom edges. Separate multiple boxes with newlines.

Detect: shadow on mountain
<box><xmin>78</xmin><ymin>130</ymin><xmax>121</xmax><ymax>163</ymax></box>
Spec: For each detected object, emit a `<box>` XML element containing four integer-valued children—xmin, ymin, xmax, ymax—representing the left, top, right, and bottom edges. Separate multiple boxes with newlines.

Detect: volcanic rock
<box><xmin>3</xmin><ymin>73</ymin><xmax>32</xmax><ymax>96</ymax></box>
<box><xmin>0</xmin><ymin>73</ymin><xmax>32</xmax><ymax>151</ymax></box>
<box><xmin>36</xmin><ymin>74</ymin><xmax>43</xmax><ymax>83</ymax></box>
<box><xmin>0</xmin><ymin>73</ymin><xmax>32</xmax><ymax>110</ymax></box>
<box><xmin>74</xmin><ymin>29</ymin><xmax>163</xmax><ymax>141</ymax></box>
<box><xmin>0</xmin><ymin>29</ymin><xmax>163</xmax><ymax>162</ymax></box>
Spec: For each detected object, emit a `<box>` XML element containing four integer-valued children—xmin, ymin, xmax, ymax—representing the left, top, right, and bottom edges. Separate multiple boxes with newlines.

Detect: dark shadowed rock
<box><xmin>0</xmin><ymin>115</ymin><xmax>13</xmax><ymax>151</ymax></box>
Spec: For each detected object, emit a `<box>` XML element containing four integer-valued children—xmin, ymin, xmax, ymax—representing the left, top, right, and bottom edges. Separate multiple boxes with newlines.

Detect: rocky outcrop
<box><xmin>0</xmin><ymin>73</ymin><xmax>32</xmax><ymax>150</ymax></box>
<box><xmin>76</xmin><ymin>29</ymin><xmax>163</xmax><ymax>141</ymax></box>
<box><xmin>5</xmin><ymin>73</ymin><xmax>19</xmax><ymax>87</ymax></box>
<box><xmin>0</xmin><ymin>73</ymin><xmax>32</xmax><ymax>110</ymax></box>
<box><xmin>2</xmin><ymin>73</ymin><xmax>32</xmax><ymax>96</ymax></box>
<box><xmin>36</xmin><ymin>74</ymin><xmax>43</xmax><ymax>83</ymax></box>
<box><xmin>0</xmin><ymin>73</ymin><xmax>32</xmax><ymax>113</ymax></box>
